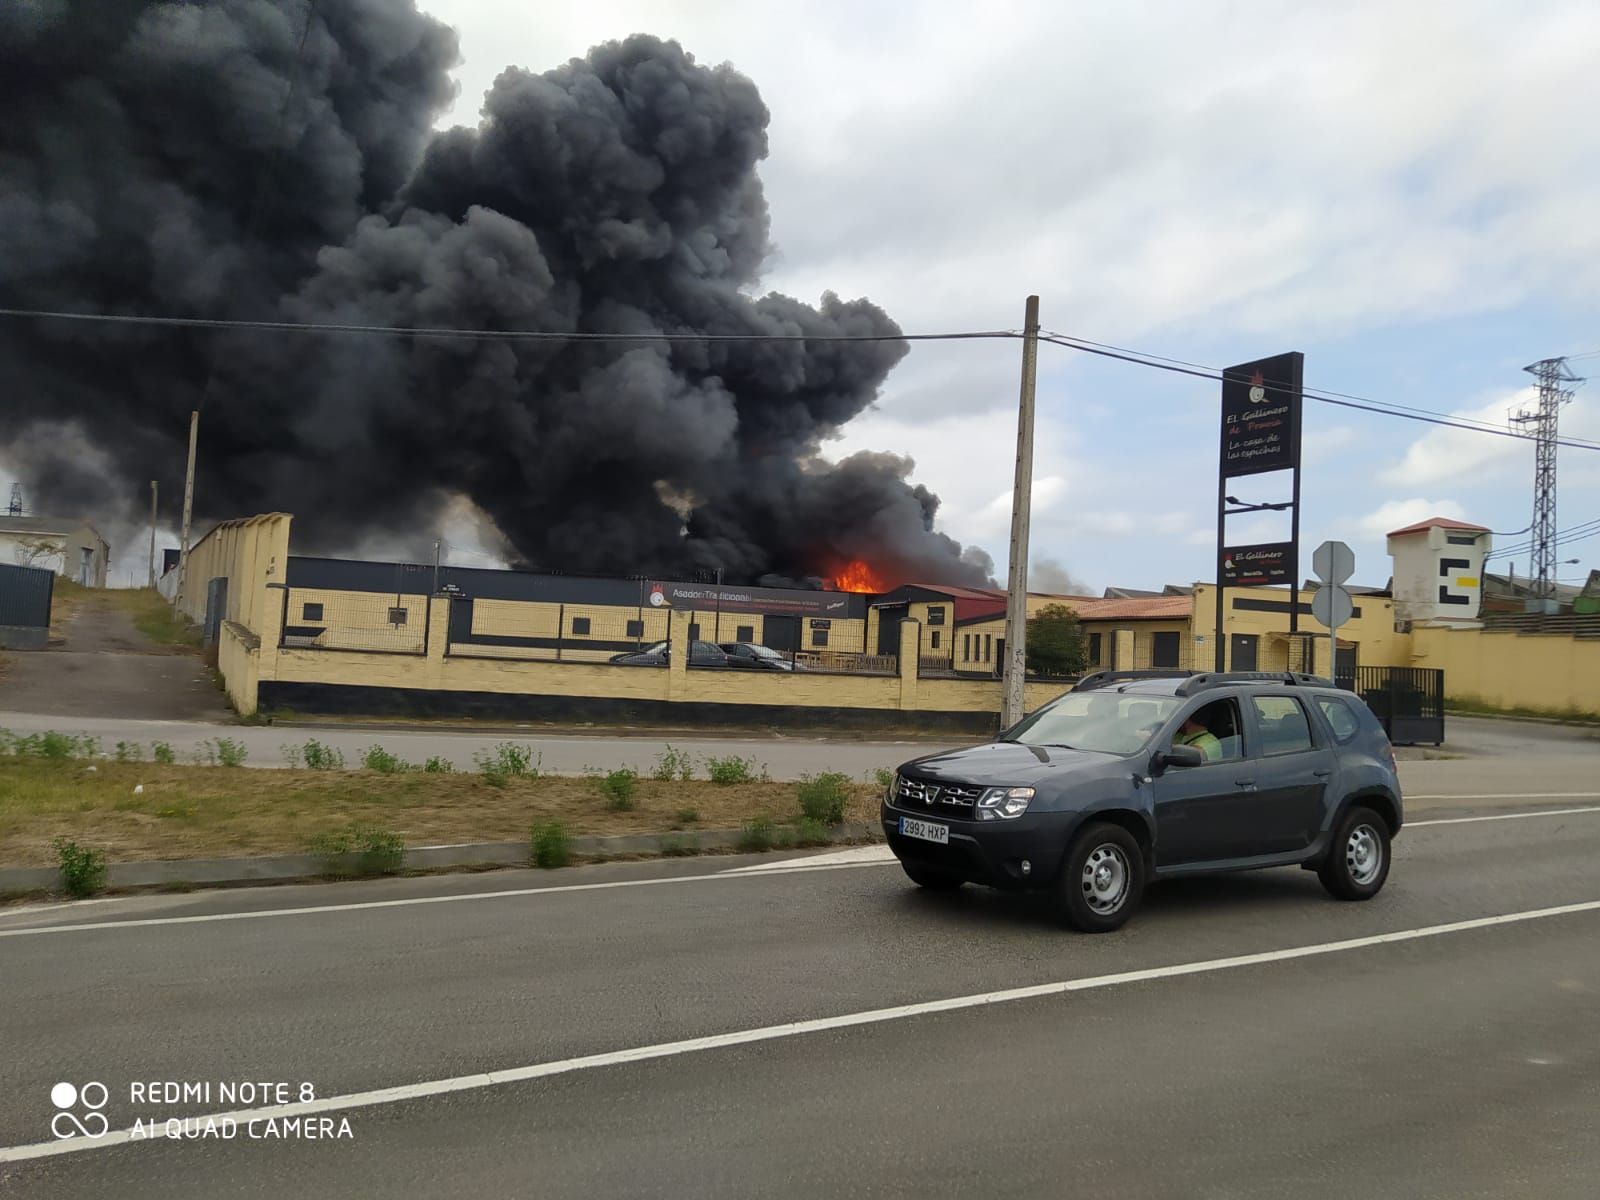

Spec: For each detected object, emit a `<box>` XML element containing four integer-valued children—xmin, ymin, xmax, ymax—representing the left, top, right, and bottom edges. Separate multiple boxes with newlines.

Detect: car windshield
<box><xmin>750</xmin><ymin>646</ymin><xmax>784</xmax><ymax>659</ymax></box>
<box><xmin>1003</xmin><ymin>691</ymin><xmax>1184</xmax><ymax>755</ymax></box>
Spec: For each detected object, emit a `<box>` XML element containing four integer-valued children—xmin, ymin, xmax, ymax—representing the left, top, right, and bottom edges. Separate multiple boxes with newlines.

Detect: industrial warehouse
<box><xmin>167</xmin><ymin>511</ymin><xmax>1600</xmax><ymax>731</ymax></box>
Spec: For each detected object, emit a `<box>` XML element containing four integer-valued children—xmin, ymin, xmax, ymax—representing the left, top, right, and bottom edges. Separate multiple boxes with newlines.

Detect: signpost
<box><xmin>1311</xmin><ymin>539</ymin><xmax>1355</xmax><ymax>678</ymax></box>
<box><xmin>1215</xmin><ymin>352</ymin><xmax>1305</xmax><ymax>670</ymax></box>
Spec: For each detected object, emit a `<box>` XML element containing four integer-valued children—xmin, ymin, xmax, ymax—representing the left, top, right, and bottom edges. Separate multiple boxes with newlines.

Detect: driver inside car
<box><xmin>1175</xmin><ymin>714</ymin><xmax>1222</xmax><ymax>761</ymax></box>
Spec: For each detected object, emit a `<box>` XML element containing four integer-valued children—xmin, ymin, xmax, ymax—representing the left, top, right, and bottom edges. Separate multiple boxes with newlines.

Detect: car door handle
<box><xmin>1313</xmin><ymin>769</ymin><xmax>1332</xmax><ymax>778</ymax></box>
<box><xmin>1234</xmin><ymin>779</ymin><xmax>1257</xmax><ymax>790</ymax></box>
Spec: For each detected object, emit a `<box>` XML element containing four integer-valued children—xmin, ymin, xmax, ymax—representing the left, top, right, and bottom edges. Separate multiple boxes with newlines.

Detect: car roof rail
<box><xmin>1073</xmin><ymin>669</ymin><xmax>1194</xmax><ymax>692</ymax></box>
<box><xmin>1175</xmin><ymin>671</ymin><xmax>1339</xmax><ymax>697</ymax></box>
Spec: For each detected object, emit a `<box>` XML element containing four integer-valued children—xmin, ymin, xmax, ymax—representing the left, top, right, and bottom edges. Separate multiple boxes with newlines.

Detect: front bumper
<box><xmin>880</xmin><ymin>798</ymin><xmax>1075</xmax><ymax>888</ymax></box>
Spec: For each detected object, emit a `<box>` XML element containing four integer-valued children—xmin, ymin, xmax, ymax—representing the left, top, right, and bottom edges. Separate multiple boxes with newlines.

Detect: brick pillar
<box><xmin>897</xmin><ymin>618</ymin><xmax>921</xmax><ymax>712</ymax></box>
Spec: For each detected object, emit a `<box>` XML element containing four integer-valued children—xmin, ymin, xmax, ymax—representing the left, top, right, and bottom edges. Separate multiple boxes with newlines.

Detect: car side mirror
<box><xmin>1157</xmin><ymin>744</ymin><xmax>1205</xmax><ymax>770</ymax></box>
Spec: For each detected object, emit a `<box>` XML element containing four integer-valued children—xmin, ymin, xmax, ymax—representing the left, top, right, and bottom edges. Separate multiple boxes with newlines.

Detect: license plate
<box><xmin>899</xmin><ymin>816</ymin><xmax>949</xmax><ymax>845</ymax></box>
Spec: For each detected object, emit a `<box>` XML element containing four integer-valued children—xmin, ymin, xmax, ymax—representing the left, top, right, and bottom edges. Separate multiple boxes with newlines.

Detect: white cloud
<box><xmin>1355</xmin><ymin>498</ymin><xmax>1468</xmax><ymax>540</ymax></box>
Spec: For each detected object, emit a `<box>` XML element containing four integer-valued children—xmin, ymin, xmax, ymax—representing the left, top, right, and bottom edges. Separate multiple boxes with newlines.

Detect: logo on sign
<box><xmin>648</xmin><ymin>587</ymin><xmax>665</xmax><ymax>608</ymax></box>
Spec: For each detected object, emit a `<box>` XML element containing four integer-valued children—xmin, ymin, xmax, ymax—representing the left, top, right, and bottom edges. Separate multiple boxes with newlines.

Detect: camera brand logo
<box><xmin>51</xmin><ymin>1081</ymin><xmax>109</xmax><ymax>1140</ymax></box>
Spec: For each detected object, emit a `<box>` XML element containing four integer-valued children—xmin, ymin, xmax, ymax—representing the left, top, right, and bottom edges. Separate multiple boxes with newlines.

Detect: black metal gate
<box><xmin>1345</xmin><ymin>666</ymin><xmax>1444</xmax><ymax>746</ymax></box>
<box><xmin>0</xmin><ymin>562</ymin><xmax>54</xmax><ymax>650</ymax></box>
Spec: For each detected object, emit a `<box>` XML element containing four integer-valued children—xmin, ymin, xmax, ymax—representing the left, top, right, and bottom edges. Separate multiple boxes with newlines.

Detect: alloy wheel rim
<box><xmin>1081</xmin><ymin>844</ymin><xmax>1130</xmax><ymax>914</ymax></box>
<box><xmin>1346</xmin><ymin>824</ymin><xmax>1383</xmax><ymax>885</ymax></box>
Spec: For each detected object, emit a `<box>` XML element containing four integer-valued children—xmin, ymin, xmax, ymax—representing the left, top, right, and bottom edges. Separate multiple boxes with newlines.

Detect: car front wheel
<box><xmin>1055</xmin><ymin>822</ymin><xmax>1144</xmax><ymax>932</ymax></box>
<box><xmin>1318</xmin><ymin>805</ymin><xmax>1392</xmax><ymax>901</ymax></box>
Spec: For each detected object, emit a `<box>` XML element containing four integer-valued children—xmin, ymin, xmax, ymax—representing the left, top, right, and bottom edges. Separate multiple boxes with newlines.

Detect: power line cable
<box><xmin>0</xmin><ymin>307</ymin><xmax>1015</xmax><ymax>345</ymax></box>
<box><xmin>1037</xmin><ymin>331</ymin><xmax>1600</xmax><ymax>452</ymax></box>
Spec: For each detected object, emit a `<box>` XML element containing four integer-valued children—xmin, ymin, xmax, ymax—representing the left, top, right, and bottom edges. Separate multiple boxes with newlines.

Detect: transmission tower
<box><xmin>5</xmin><ymin>483</ymin><xmax>20</xmax><ymax>516</ymax></box>
<box><xmin>1511</xmin><ymin>357</ymin><xmax>1583</xmax><ymax>610</ymax></box>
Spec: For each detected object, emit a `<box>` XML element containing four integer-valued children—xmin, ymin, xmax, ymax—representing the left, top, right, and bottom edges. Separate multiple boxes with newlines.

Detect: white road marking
<box><xmin>3</xmin><ymin>896</ymin><xmax>1597</xmax><ymax>1165</ymax></box>
<box><xmin>1407</xmin><ymin>793</ymin><xmax>1600</xmax><ymax>800</ymax></box>
<box><xmin>0</xmin><ymin>860</ymin><xmax>892</xmax><ymax>939</ymax></box>
<box><xmin>4</xmin><ymin>801</ymin><xmax>1598</xmax><ymax>939</ymax></box>
<box><xmin>1409</xmin><ymin>805</ymin><xmax>1600</xmax><ymax>828</ymax></box>
<box><xmin>723</xmin><ymin>845</ymin><xmax>892</xmax><ymax>872</ymax></box>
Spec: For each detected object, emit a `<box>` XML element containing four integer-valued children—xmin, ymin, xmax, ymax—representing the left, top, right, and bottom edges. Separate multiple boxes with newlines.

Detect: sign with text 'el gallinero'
<box><xmin>1221</xmin><ymin>352</ymin><xmax>1303</xmax><ymax>478</ymax></box>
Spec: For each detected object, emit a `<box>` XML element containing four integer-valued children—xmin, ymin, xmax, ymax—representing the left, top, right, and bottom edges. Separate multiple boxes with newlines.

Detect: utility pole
<box><xmin>1511</xmin><ymin>358</ymin><xmax>1582</xmax><ymax>612</ymax></box>
<box><xmin>147</xmin><ymin>480</ymin><xmax>159</xmax><ymax>588</ymax></box>
<box><xmin>1001</xmin><ymin>295</ymin><xmax>1041</xmax><ymax>729</ymax></box>
<box><xmin>175</xmin><ymin>410</ymin><xmax>199</xmax><ymax>608</ymax></box>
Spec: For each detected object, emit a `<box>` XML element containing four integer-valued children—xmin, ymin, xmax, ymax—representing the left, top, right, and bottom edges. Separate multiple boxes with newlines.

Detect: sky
<box><xmin>402</xmin><ymin>0</ymin><xmax>1600</xmax><ymax>594</ymax></box>
<box><xmin>6</xmin><ymin>0</ymin><xmax>1596</xmax><ymax>592</ymax></box>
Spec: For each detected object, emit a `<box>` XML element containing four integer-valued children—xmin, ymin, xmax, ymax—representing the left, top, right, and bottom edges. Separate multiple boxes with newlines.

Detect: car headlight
<box><xmin>975</xmin><ymin>786</ymin><xmax>1034</xmax><ymax>820</ymax></box>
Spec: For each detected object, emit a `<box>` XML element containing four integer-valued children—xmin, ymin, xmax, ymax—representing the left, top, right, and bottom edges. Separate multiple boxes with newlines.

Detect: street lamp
<box><xmin>1224</xmin><ymin>495</ymin><xmax>1293</xmax><ymax>515</ymax></box>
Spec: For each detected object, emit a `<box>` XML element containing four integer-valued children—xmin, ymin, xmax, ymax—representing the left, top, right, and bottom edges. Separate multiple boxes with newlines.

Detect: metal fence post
<box><xmin>556</xmin><ymin>602</ymin><xmax>564</xmax><ymax>662</ymax></box>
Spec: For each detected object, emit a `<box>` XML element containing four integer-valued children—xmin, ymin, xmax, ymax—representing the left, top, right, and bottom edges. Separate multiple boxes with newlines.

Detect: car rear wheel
<box><xmin>902</xmin><ymin>862</ymin><xmax>964</xmax><ymax>890</ymax></box>
<box><xmin>1054</xmin><ymin>822</ymin><xmax>1144</xmax><ymax>932</ymax></box>
<box><xmin>1318</xmin><ymin>805</ymin><xmax>1391</xmax><ymax>901</ymax></box>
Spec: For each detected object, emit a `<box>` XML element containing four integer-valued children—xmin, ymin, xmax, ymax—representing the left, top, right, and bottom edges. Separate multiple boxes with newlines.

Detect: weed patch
<box><xmin>53</xmin><ymin>838</ymin><xmax>107</xmax><ymax>898</ymax></box>
<box><xmin>531</xmin><ymin>821</ymin><xmax>573</xmax><ymax>869</ymax></box>
<box><xmin>797</xmin><ymin>772</ymin><xmax>851</xmax><ymax>825</ymax></box>
<box><xmin>308</xmin><ymin>824</ymin><xmax>405</xmax><ymax>878</ymax></box>
<box><xmin>706</xmin><ymin>755</ymin><xmax>760</xmax><ymax>785</ymax></box>
<box><xmin>361</xmin><ymin>745</ymin><xmax>412</xmax><ymax>774</ymax></box>
<box><xmin>599</xmin><ymin>767</ymin><xmax>638</xmax><ymax>811</ymax></box>
<box><xmin>738</xmin><ymin>816</ymin><xmax>776</xmax><ymax>852</ymax></box>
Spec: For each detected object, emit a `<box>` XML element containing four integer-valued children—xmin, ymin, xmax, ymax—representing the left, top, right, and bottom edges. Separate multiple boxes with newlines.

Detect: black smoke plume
<box><xmin>0</xmin><ymin>1</ymin><xmax>993</xmax><ymax>588</ymax></box>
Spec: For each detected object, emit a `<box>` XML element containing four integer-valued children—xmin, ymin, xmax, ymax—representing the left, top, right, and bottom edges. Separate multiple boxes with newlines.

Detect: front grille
<box><xmin>895</xmin><ymin>775</ymin><xmax>985</xmax><ymax>819</ymax></box>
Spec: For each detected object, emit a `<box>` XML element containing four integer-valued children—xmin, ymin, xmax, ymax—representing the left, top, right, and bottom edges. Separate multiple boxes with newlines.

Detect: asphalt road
<box><xmin>1</xmin><ymin>707</ymin><xmax>1595</xmax><ymax>786</ymax></box>
<box><xmin>2</xmin><ymin>784</ymin><xmax>1597</xmax><ymax>1197</ymax></box>
<box><xmin>0</xmin><ymin>594</ymin><xmax>230</xmax><ymax>721</ymax></box>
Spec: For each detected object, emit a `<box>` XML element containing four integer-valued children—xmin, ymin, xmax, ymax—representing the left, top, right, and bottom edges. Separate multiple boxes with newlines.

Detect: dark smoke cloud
<box><xmin>0</xmin><ymin>2</ymin><xmax>992</xmax><ymax>588</ymax></box>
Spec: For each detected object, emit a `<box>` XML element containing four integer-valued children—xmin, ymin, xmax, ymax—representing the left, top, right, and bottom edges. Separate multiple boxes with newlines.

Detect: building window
<box><xmin>984</xmin><ymin>634</ymin><xmax>992</xmax><ymax>662</ymax></box>
<box><xmin>302</xmin><ymin>602</ymin><xmax>324</xmax><ymax>621</ymax></box>
<box><xmin>930</xmin><ymin>630</ymin><xmax>941</xmax><ymax>649</ymax></box>
<box><xmin>927</xmin><ymin>606</ymin><xmax>946</xmax><ymax>626</ymax></box>
<box><xmin>1446</xmin><ymin>534</ymin><xmax>1477</xmax><ymax>545</ymax></box>
<box><xmin>1088</xmin><ymin>632</ymin><xmax>1101</xmax><ymax>665</ymax></box>
<box><xmin>1151</xmin><ymin>631</ymin><xmax>1180</xmax><ymax>668</ymax></box>
<box><xmin>963</xmin><ymin>633</ymin><xmax>971</xmax><ymax>660</ymax></box>
<box><xmin>571</xmin><ymin>616</ymin><xmax>591</xmax><ymax>635</ymax></box>
<box><xmin>737</xmin><ymin>624</ymin><xmax>755</xmax><ymax>642</ymax></box>
<box><xmin>812</xmin><ymin>628</ymin><xmax>829</xmax><ymax>647</ymax></box>
<box><xmin>626</xmin><ymin>619</ymin><xmax>645</xmax><ymax>638</ymax></box>
<box><xmin>387</xmin><ymin>607</ymin><xmax>408</xmax><ymax>626</ymax></box>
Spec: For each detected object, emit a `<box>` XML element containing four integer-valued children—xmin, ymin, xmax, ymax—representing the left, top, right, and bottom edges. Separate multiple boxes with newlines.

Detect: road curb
<box><xmin>0</xmin><ymin>821</ymin><xmax>883</xmax><ymax>894</ymax></box>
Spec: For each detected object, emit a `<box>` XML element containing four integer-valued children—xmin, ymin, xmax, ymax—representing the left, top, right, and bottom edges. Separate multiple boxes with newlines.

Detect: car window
<box><xmin>1172</xmin><ymin>698</ymin><xmax>1243</xmax><ymax>762</ymax></box>
<box><xmin>1251</xmin><ymin>695</ymin><xmax>1314</xmax><ymax>754</ymax></box>
<box><xmin>1315</xmin><ymin>696</ymin><xmax>1361</xmax><ymax>743</ymax></box>
<box><xmin>1004</xmin><ymin>692</ymin><xmax>1182</xmax><ymax>755</ymax></box>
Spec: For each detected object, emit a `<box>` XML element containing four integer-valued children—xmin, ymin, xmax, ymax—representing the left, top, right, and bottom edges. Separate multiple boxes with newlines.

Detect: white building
<box><xmin>1386</xmin><ymin>516</ymin><xmax>1490</xmax><ymax>626</ymax></box>
<box><xmin>0</xmin><ymin>515</ymin><xmax>111</xmax><ymax>587</ymax></box>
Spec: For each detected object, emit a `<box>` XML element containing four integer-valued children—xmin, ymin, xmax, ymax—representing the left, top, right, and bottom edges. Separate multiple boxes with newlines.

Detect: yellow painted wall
<box><xmin>173</xmin><ymin>513</ymin><xmax>291</xmax><ymax>715</ymax></box>
<box><xmin>1190</xmin><ymin>584</ymin><xmax>1406</xmax><ymax>673</ymax></box>
<box><xmin>1409</xmin><ymin>626</ymin><xmax>1600</xmax><ymax>716</ymax></box>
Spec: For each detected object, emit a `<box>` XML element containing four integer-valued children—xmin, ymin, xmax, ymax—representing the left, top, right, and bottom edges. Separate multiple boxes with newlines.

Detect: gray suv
<box><xmin>881</xmin><ymin>671</ymin><xmax>1402</xmax><ymax>932</ymax></box>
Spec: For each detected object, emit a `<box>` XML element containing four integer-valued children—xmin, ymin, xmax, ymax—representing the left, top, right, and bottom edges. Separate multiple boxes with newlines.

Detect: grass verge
<box><xmin>0</xmin><ymin>758</ymin><xmax>883</xmax><ymax>867</ymax></box>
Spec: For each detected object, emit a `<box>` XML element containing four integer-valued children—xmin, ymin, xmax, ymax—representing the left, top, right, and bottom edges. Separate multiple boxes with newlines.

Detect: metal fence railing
<box><xmin>791</xmin><ymin>650</ymin><xmax>898</xmax><ymax>676</ymax></box>
<box><xmin>447</xmin><ymin>600</ymin><xmax>668</xmax><ymax>664</ymax></box>
<box><xmin>279</xmin><ymin>586</ymin><xmax>428</xmax><ymax>655</ymax></box>
<box><xmin>1344</xmin><ymin>666</ymin><xmax>1445</xmax><ymax>745</ymax></box>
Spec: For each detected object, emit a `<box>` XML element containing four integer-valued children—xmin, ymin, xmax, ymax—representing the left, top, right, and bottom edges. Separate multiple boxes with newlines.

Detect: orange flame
<box><xmin>832</xmin><ymin>559</ymin><xmax>888</xmax><ymax>593</ymax></box>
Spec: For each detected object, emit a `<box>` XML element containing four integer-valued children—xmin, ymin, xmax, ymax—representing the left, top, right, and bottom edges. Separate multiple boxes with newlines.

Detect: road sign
<box><xmin>1311</xmin><ymin>583</ymin><xmax>1353</xmax><ymax>629</ymax></box>
<box><xmin>1313</xmin><ymin>540</ymin><xmax>1355</xmax><ymax>585</ymax></box>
